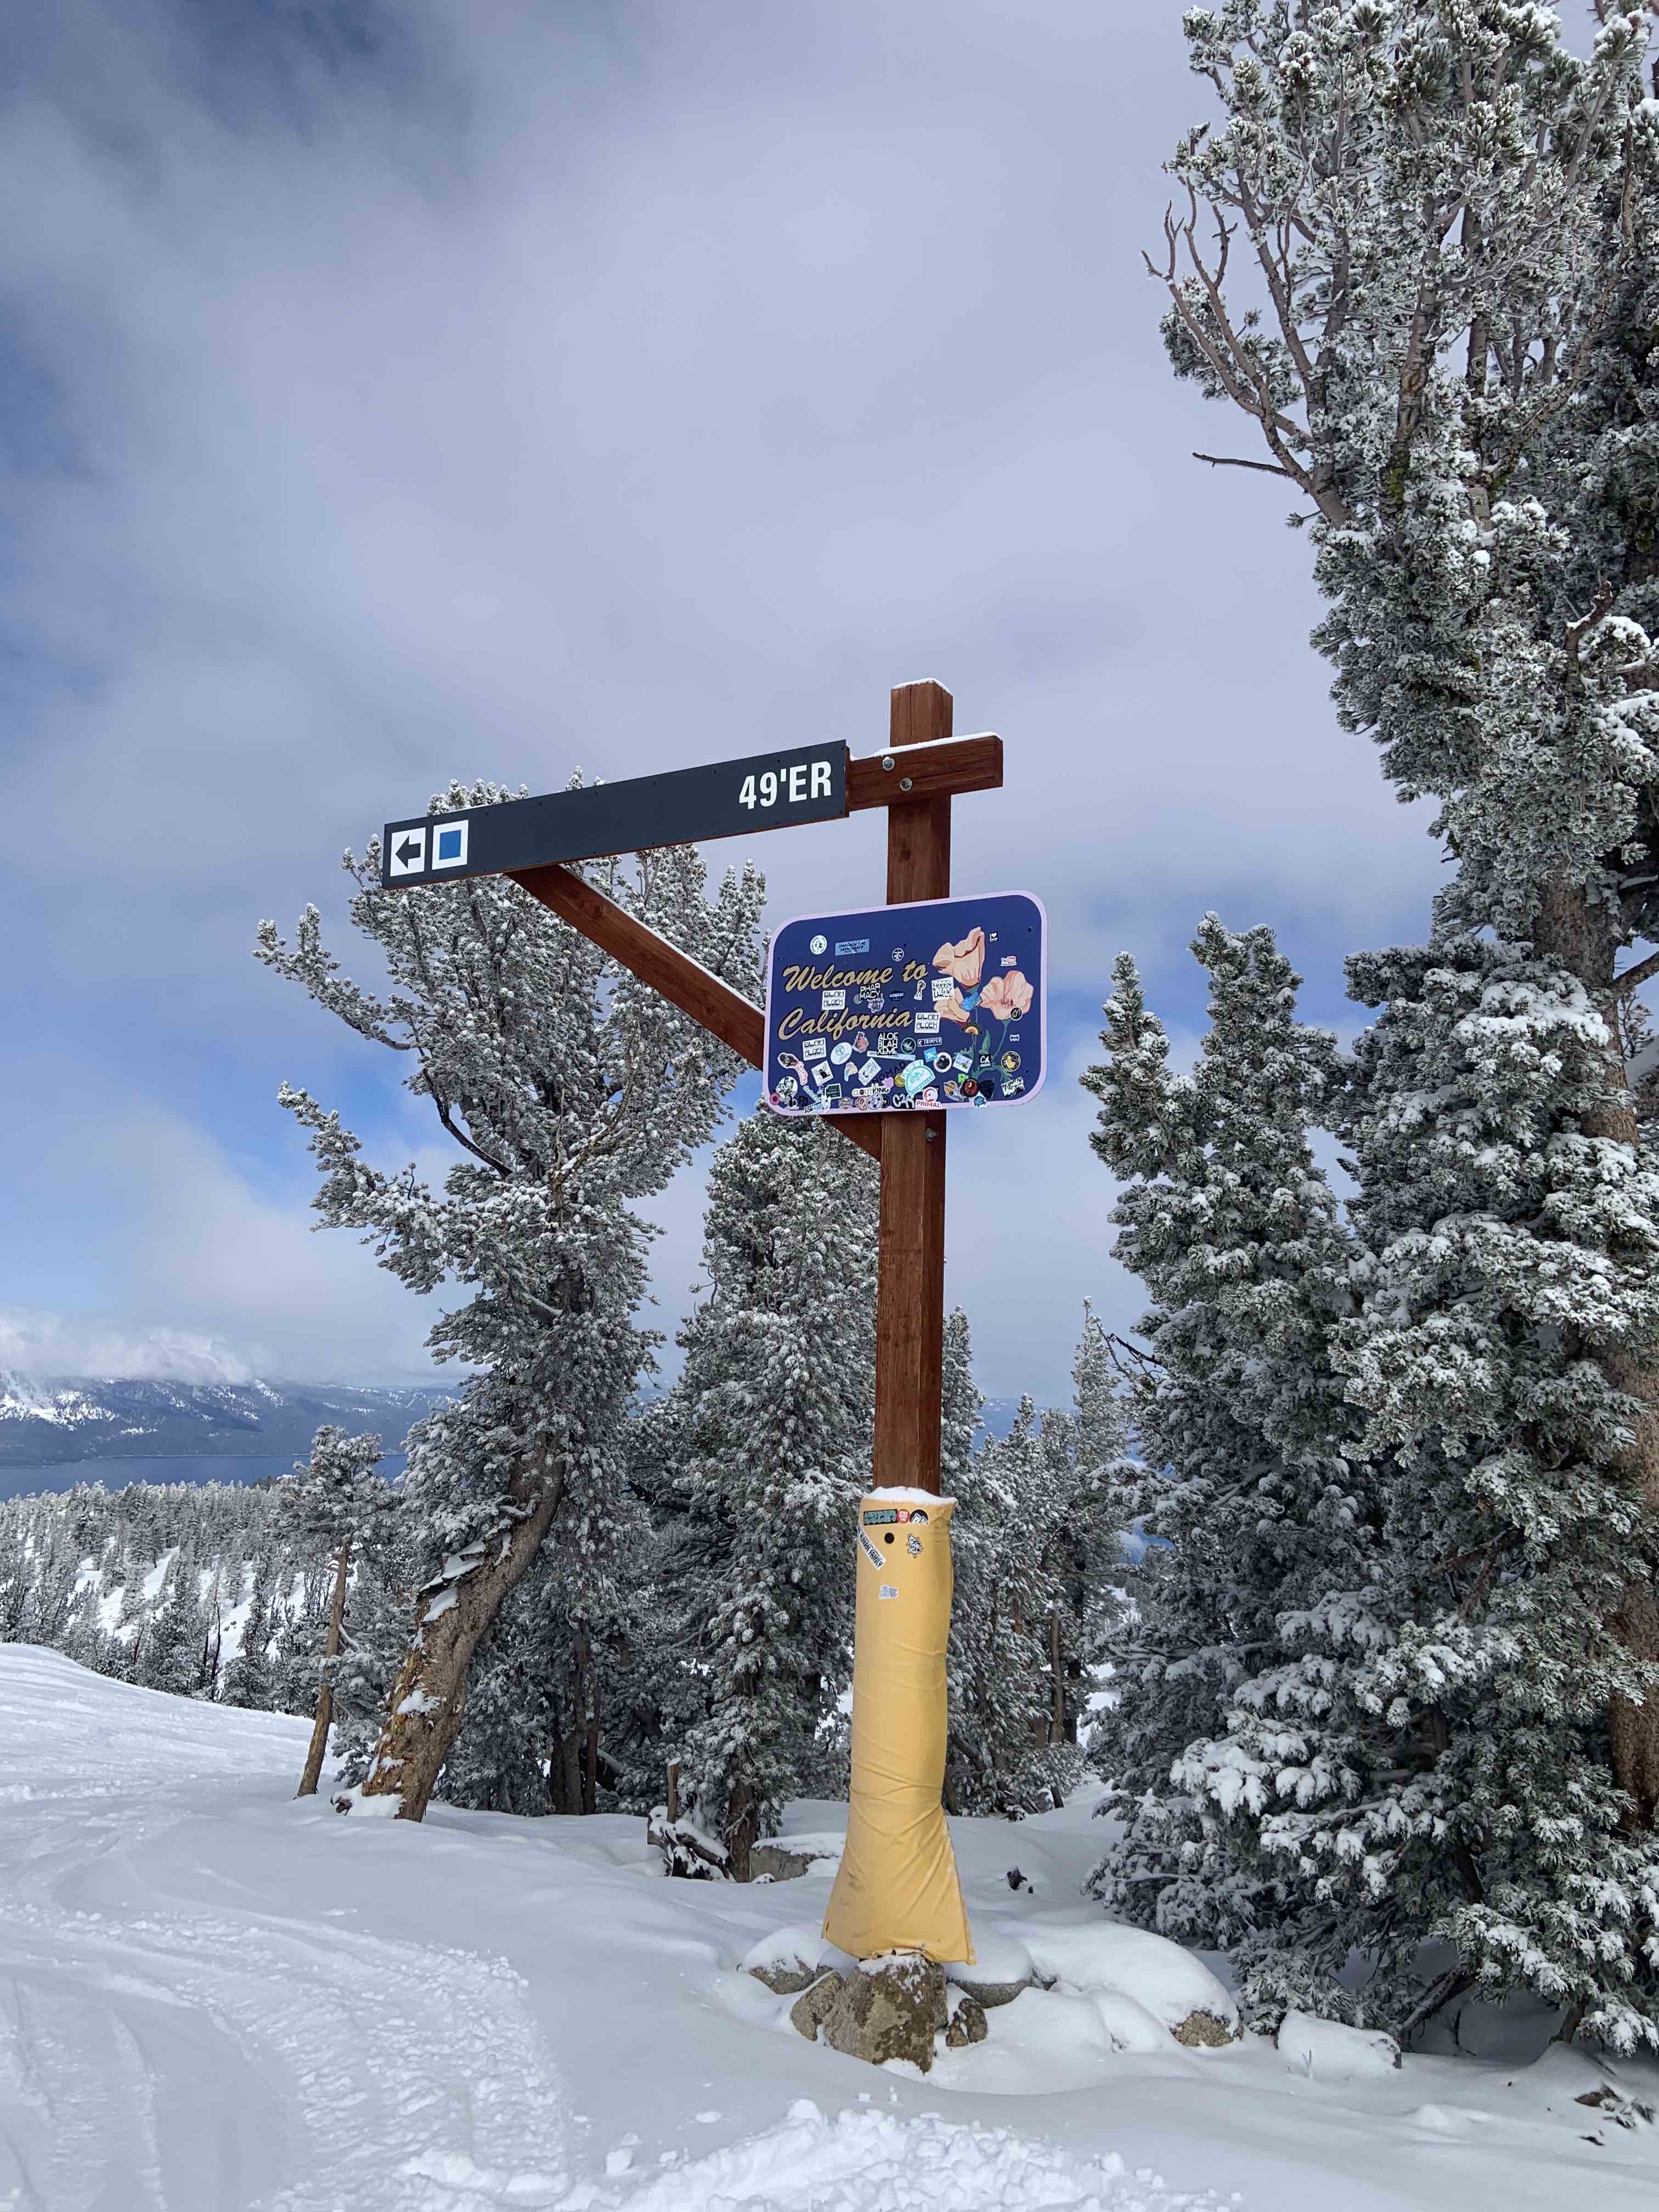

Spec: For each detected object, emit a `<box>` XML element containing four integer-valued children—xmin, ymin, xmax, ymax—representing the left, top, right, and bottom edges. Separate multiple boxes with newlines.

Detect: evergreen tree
<box><xmin>1082</xmin><ymin>922</ymin><xmax>1369</xmax><ymax>1977</ymax></box>
<box><xmin>1314</xmin><ymin>938</ymin><xmax>1659</xmax><ymax>2046</ymax></box>
<box><xmin>222</xmin><ymin>1565</ymin><xmax>279</xmax><ymax>1710</ymax></box>
<box><xmin>138</xmin><ymin>1549</ymin><xmax>208</xmax><ymax>1698</ymax></box>
<box><xmin>938</xmin><ymin>1309</ymin><xmax>1124</xmax><ymax>1814</ymax></box>
<box><xmin>1069</xmin><ymin>1302</ymin><xmax>1135</xmax><ymax>1692</ymax></box>
<box><xmin>22</xmin><ymin>1526</ymin><xmax>82</xmax><ymax>1650</ymax></box>
<box><xmin>0</xmin><ymin>1475</ymin><xmax>321</xmax><ymax>1694</ymax></box>
<box><xmin>657</xmin><ymin>1110</ymin><xmax>877</xmax><ymax>1876</ymax></box>
<box><xmin>1150</xmin><ymin>0</ymin><xmax>1659</xmax><ymax>1821</ymax></box>
<box><xmin>278</xmin><ymin>1427</ymin><xmax>396</xmax><ymax>1796</ymax></box>
<box><xmin>257</xmin><ymin>793</ymin><xmax>760</xmax><ymax>1818</ymax></box>
<box><xmin>59</xmin><ymin>1578</ymin><xmax>109</xmax><ymax>1677</ymax></box>
<box><xmin>327</xmin><ymin>1531</ymin><xmax>418</xmax><ymax>1792</ymax></box>
<box><xmin>113</xmin><ymin>1558</ymin><xmax>153</xmax><ymax>1683</ymax></box>
<box><xmin>1071</xmin><ymin>1300</ymin><xmax>1128</xmax><ymax>1480</ymax></box>
<box><xmin>433</xmin><ymin>1474</ymin><xmax>644</xmax><ymax>1818</ymax></box>
<box><xmin>946</xmin><ymin>1395</ymin><xmax>1075</xmax><ymax>1814</ymax></box>
<box><xmin>1119</xmin><ymin>0</ymin><xmax>1659</xmax><ymax>2045</ymax></box>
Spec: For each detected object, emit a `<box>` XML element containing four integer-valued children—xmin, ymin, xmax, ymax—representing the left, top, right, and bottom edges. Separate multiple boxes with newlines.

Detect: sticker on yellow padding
<box><xmin>822</xmin><ymin>1491</ymin><xmax>973</xmax><ymax>1965</ymax></box>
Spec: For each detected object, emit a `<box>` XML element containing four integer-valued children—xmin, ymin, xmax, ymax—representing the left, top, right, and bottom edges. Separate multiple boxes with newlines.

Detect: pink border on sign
<box><xmin>759</xmin><ymin>889</ymin><xmax>1049</xmax><ymax>1117</ymax></box>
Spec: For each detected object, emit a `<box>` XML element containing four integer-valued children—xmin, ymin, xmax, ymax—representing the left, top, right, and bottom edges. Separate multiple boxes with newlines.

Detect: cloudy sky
<box><xmin>0</xmin><ymin>0</ymin><xmax>1446</xmax><ymax>1401</ymax></box>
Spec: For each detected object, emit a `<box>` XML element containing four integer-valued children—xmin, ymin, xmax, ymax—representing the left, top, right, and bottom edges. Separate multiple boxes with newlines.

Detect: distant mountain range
<box><xmin>0</xmin><ymin>1375</ymin><xmax>454</xmax><ymax>1468</ymax></box>
<box><xmin>0</xmin><ymin>1372</ymin><xmax>1041</xmax><ymax>1474</ymax></box>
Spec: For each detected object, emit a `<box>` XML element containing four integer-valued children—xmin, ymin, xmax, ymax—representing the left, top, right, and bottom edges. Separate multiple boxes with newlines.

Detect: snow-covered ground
<box><xmin>2</xmin><ymin>1648</ymin><xmax>1656</xmax><ymax>2210</ymax></box>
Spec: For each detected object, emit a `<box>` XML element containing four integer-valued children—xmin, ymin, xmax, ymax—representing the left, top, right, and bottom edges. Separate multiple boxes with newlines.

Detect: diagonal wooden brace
<box><xmin>507</xmin><ymin>860</ymin><xmax>883</xmax><ymax>1160</ymax></box>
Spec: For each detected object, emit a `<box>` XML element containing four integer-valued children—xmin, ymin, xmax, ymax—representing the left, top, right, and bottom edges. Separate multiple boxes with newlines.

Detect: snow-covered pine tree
<box><xmin>257</xmin><ymin>792</ymin><xmax>761</xmax><ymax>1818</ymax></box>
<box><xmin>325</xmin><ymin>1531</ymin><xmax>417</xmax><ymax>1792</ymax></box>
<box><xmin>940</xmin><ymin>1307</ymin><xmax>981</xmax><ymax>1503</ymax></box>
<box><xmin>1132</xmin><ymin>1</ymin><xmax>1659</xmax><ymax>2040</ymax></box>
<box><xmin>1071</xmin><ymin>1300</ymin><xmax>1128</xmax><ymax>1482</ymax></box>
<box><xmin>221</xmin><ymin>1562</ymin><xmax>279</xmax><ymax>1710</ymax></box>
<box><xmin>938</xmin><ymin>1308</ymin><xmax>1124</xmax><ymax>1813</ymax></box>
<box><xmin>56</xmin><ymin>1564</ymin><xmax>110</xmax><ymax>1676</ymax></box>
<box><xmin>1081</xmin><ymin>920</ymin><xmax>1368</xmax><ymax>1970</ymax></box>
<box><xmin>278</xmin><ymin>1426</ymin><xmax>395</xmax><ymax>1797</ymax></box>
<box><xmin>939</xmin><ymin>1309</ymin><xmax>991</xmax><ymax>1814</ymax></box>
<box><xmin>1068</xmin><ymin>1301</ymin><xmax>1135</xmax><ymax>1693</ymax></box>
<box><xmin>1088</xmin><ymin>927</ymin><xmax>1659</xmax><ymax>2041</ymax></box>
<box><xmin>1034</xmin><ymin>1408</ymin><xmax>1097</xmax><ymax>1758</ymax></box>
<box><xmin>135</xmin><ymin>1547</ymin><xmax>207</xmax><ymax>1698</ymax></box>
<box><xmin>945</xmin><ymin>1394</ymin><xmax>1079</xmax><ymax>1814</ymax></box>
<box><xmin>0</xmin><ymin>1476</ymin><xmax>323</xmax><ymax>1692</ymax></box>
<box><xmin>1314</xmin><ymin>938</ymin><xmax>1659</xmax><ymax>2046</ymax></box>
<box><xmin>1150</xmin><ymin>0</ymin><xmax>1659</xmax><ymax>1831</ymax></box>
<box><xmin>653</xmin><ymin>1109</ymin><xmax>877</xmax><ymax>1876</ymax></box>
<box><xmin>433</xmin><ymin>1471</ymin><xmax>646</xmax><ymax>1818</ymax></box>
<box><xmin>596</xmin><ymin>1397</ymin><xmax>698</xmax><ymax>1814</ymax></box>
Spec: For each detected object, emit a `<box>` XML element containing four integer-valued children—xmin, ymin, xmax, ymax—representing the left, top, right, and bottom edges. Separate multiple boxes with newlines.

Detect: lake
<box><xmin>1</xmin><ymin>1453</ymin><xmax>410</xmax><ymax>1502</ymax></box>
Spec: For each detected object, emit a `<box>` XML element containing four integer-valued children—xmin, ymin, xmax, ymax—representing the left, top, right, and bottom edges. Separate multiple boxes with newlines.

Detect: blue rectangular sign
<box><xmin>762</xmin><ymin>891</ymin><xmax>1046</xmax><ymax>1116</ymax></box>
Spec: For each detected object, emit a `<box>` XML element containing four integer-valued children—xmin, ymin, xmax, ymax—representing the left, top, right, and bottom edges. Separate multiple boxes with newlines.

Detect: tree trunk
<box><xmin>296</xmin><ymin>1534</ymin><xmax>353</xmax><ymax>1799</ymax></box>
<box><xmin>358</xmin><ymin>1453</ymin><xmax>567</xmax><ymax>1822</ymax></box>
<box><xmin>726</xmin><ymin>1778</ymin><xmax>758</xmax><ymax>1883</ymax></box>
<box><xmin>1534</xmin><ymin>878</ymin><xmax>1659</xmax><ymax>1825</ymax></box>
<box><xmin>556</xmin><ymin>1714</ymin><xmax>583</xmax><ymax>1815</ymax></box>
<box><xmin>1048</xmin><ymin>1610</ymin><xmax>1065</xmax><ymax>1746</ymax></box>
<box><xmin>581</xmin><ymin>1638</ymin><xmax>600</xmax><ymax>1816</ymax></box>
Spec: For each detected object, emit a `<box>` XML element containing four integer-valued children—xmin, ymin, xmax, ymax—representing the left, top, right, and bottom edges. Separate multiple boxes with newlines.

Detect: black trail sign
<box><xmin>381</xmin><ymin>740</ymin><xmax>848</xmax><ymax>889</ymax></box>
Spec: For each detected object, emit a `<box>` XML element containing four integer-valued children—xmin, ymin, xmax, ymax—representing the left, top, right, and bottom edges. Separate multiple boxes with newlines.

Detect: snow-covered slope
<box><xmin>2</xmin><ymin>1647</ymin><xmax>1654</xmax><ymax>2211</ymax></box>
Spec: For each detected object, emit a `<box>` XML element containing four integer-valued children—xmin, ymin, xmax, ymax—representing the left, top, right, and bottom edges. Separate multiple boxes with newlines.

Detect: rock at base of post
<box><xmin>820</xmin><ymin>1951</ymin><xmax>947</xmax><ymax>2072</ymax></box>
<box><xmin>788</xmin><ymin>1972</ymin><xmax>845</xmax><ymax>2040</ymax></box>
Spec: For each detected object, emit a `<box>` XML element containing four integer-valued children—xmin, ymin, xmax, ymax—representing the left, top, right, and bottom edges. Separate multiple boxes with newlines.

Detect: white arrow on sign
<box><xmin>387</xmin><ymin>827</ymin><xmax>427</xmax><ymax>878</ymax></box>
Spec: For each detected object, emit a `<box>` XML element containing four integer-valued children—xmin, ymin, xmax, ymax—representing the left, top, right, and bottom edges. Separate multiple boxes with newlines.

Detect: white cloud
<box><xmin>4</xmin><ymin>1067</ymin><xmax>448</xmax><ymax>1383</ymax></box>
<box><xmin>1</xmin><ymin>1</ymin><xmax>1446</xmax><ymax>1400</ymax></box>
<box><xmin>0</xmin><ymin>1310</ymin><xmax>253</xmax><ymax>1385</ymax></box>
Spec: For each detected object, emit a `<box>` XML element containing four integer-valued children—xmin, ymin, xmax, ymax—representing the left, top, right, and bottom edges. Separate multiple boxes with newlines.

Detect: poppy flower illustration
<box><xmin>934</xmin><ymin>985</ymin><xmax>971</xmax><ymax>1026</ymax></box>
<box><xmin>979</xmin><ymin>970</ymin><xmax>1032</xmax><ymax>1022</ymax></box>
<box><xmin>933</xmin><ymin>927</ymin><xmax>986</xmax><ymax>992</ymax></box>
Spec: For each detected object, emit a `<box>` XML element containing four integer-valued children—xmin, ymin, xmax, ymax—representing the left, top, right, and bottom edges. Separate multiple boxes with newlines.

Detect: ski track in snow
<box><xmin>0</xmin><ymin>1651</ymin><xmax>1233</xmax><ymax>2212</ymax></box>
<box><xmin>6</xmin><ymin>1647</ymin><xmax>1656</xmax><ymax>2212</ymax></box>
<box><xmin>0</xmin><ymin>1650</ymin><xmax>1218</xmax><ymax>2212</ymax></box>
<box><xmin>1</xmin><ymin>1898</ymin><xmax>569</xmax><ymax>2210</ymax></box>
<box><xmin>0</xmin><ymin>1650</ymin><xmax>569</xmax><ymax>2210</ymax></box>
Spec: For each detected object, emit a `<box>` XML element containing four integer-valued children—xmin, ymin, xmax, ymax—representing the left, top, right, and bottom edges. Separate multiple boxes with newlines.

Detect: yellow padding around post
<box><xmin>822</xmin><ymin>1492</ymin><xmax>973</xmax><ymax>1965</ymax></box>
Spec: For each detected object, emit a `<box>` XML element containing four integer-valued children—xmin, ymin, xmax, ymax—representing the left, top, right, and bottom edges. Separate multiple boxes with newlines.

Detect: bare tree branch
<box><xmin>1102</xmin><ymin>1332</ymin><xmax>1163</xmax><ymax>1385</ymax></box>
<box><xmin>1566</xmin><ymin>577</ymin><xmax>1617</xmax><ymax>662</ymax></box>
<box><xmin>1193</xmin><ymin>451</ymin><xmax>1296</xmax><ymax>479</ymax></box>
<box><xmin>1613</xmin><ymin>946</ymin><xmax>1659</xmax><ymax>1002</ymax></box>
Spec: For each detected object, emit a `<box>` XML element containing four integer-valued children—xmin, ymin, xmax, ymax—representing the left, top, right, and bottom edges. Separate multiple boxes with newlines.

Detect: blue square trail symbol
<box><xmin>432</xmin><ymin>821</ymin><xmax>469</xmax><ymax>871</ymax></box>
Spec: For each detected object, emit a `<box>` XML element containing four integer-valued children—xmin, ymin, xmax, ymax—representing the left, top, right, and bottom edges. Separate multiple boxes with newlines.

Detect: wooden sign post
<box><xmin>873</xmin><ymin>679</ymin><xmax>953</xmax><ymax>1503</ymax></box>
<box><xmin>509</xmin><ymin>678</ymin><xmax>962</xmax><ymax>1498</ymax></box>
<box><xmin>378</xmin><ymin>681</ymin><xmax>1005</xmax><ymax>1948</ymax></box>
